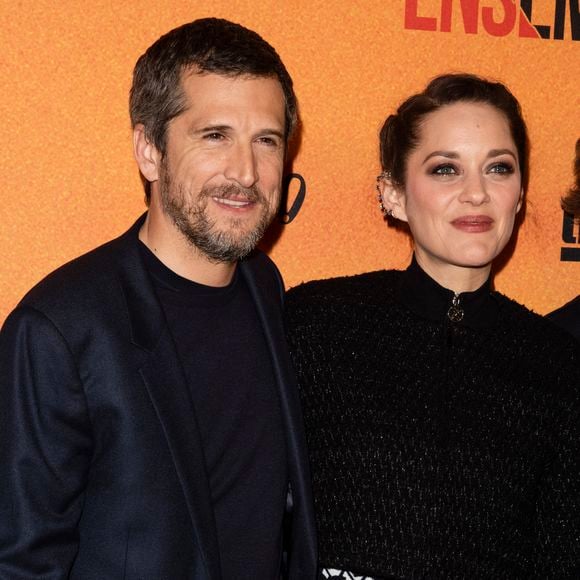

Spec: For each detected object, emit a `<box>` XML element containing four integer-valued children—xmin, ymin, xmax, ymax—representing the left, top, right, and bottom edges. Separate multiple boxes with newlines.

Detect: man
<box><xmin>548</xmin><ymin>138</ymin><xmax>580</xmax><ymax>339</ymax></box>
<box><xmin>0</xmin><ymin>18</ymin><xmax>316</xmax><ymax>579</ymax></box>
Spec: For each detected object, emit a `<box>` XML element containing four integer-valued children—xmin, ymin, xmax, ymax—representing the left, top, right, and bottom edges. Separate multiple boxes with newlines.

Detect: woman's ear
<box><xmin>516</xmin><ymin>187</ymin><xmax>524</xmax><ymax>213</ymax></box>
<box><xmin>377</xmin><ymin>174</ymin><xmax>408</xmax><ymax>223</ymax></box>
<box><xmin>133</xmin><ymin>124</ymin><xmax>161</xmax><ymax>183</ymax></box>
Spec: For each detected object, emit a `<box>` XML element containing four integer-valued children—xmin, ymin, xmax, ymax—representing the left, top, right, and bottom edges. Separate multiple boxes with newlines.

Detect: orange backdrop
<box><xmin>1</xmin><ymin>0</ymin><xmax>579</xmax><ymax>324</ymax></box>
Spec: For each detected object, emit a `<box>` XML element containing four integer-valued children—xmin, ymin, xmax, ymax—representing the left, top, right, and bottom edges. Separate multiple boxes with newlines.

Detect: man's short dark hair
<box><xmin>130</xmin><ymin>18</ymin><xmax>297</xmax><ymax>202</ymax></box>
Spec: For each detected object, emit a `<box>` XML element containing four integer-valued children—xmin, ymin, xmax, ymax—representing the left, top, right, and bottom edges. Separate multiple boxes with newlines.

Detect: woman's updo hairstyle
<box><xmin>379</xmin><ymin>73</ymin><xmax>529</xmax><ymax>194</ymax></box>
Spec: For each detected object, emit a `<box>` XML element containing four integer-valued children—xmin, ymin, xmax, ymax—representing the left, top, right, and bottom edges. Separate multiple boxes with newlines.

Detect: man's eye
<box><xmin>432</xmin><ymin>164</ymin><xmax>457</xmax><ymax>175</ymax></box>
<box><xmin>258</xmin><ymin>136</ymin><xmax>278</xmax><ymax>147</ymax></box>
<box><xmin>204</xmin><ymin>133</ymin><xmax>224</xmax><ymax>141</ymax></box>
<box><xmin>489</xmin><ymin>162</ymin><xmax>514</xmax><ymax>174</ymax></box>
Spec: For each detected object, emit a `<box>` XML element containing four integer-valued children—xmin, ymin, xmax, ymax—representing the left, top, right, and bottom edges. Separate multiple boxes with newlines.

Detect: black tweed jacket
<box><xmin>286</xmin><ymin>258</ymin><xmax>580</xmax><ymax>580</ymax></box>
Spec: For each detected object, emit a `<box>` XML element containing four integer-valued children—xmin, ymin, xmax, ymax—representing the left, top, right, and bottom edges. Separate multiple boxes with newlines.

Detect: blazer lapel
<box><xmin>241</xmin><ymin>256</ymin><xmax>317</xmax><ymax>575</ymax></box>
<box><xmin>116</xmin><ymin>218</ymin><xmax>221</xmax><ymax>580</ymax></box>
<box><xmin>139</xmin><ymin>339</ymin><xmax>221</xmax><ymax>580</ymax></box>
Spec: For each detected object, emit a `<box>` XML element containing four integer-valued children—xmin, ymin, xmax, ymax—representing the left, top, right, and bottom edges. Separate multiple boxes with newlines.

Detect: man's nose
<box><xmin>224</xmin><ymin>142</ymin><xmax>258</xmax><ymax>189</ymax></box>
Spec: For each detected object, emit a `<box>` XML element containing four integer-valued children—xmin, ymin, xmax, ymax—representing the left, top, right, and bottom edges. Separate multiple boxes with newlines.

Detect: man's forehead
<box><xmin>177</xmin><ymin>70</ymin><xmax>285</xmax><ymax>118</ymax></box>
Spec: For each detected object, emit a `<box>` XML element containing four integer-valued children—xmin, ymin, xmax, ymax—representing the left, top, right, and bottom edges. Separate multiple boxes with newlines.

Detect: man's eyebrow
<box><xmin>193</xmin><ymin>124</ymin><xmax>232</xmax><ymax>134</ymax></box>
<box><xmin>256</xmin><ymin>128</ymin><xmax>285</xmax><ymax>140</ymax></box>
<box><xmin>192</xmin><ymin>125</ymin><xmax>285</xmax><ymax>140</ymax></box>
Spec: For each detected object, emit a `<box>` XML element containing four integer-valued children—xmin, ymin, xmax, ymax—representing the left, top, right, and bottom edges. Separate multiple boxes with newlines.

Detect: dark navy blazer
<box><xmin>0</xmin><ymin>215</ymin><xmax>316</xmax><ymax>579</ymax></box>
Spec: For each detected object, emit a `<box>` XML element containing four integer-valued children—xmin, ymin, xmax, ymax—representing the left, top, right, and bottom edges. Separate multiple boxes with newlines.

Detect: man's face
<box><xmin>158</xmin><ymin>72</ymin><xmax>286</xmax><ymax>262</ymax></box>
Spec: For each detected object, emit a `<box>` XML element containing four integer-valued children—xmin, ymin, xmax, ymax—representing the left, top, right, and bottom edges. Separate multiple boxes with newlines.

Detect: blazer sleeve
<box><xmin>0</xmin><ymin>305</ymin><xmax>93</xmax><ymax>578</ymax></box>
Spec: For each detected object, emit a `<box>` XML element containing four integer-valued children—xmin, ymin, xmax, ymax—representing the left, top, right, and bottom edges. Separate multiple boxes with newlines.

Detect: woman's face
<box><xmin>394</xmin><ymin>101</ymin><xmax>523</xmax><ymax>288</ymax></box>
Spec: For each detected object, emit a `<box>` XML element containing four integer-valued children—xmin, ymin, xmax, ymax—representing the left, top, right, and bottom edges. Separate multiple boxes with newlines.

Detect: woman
<box><xmin>286</xmin><ymin>74</ymin><xmax>580</xmax><ymax>579</ymax></box>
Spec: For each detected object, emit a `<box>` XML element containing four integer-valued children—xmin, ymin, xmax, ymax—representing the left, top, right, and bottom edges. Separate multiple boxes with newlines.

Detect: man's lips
<box><xmin>451</xmin><ymin>215</ymin><xmax>493</xmax><ymax>232</ymax></box>
<box><xmin>212</xmin><ymin>196</ymin><xmax>256</xmax><ymax>209</ymax></box>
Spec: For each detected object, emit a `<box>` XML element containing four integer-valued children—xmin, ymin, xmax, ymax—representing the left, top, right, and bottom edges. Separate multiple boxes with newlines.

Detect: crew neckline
<box><xmin>138</xmin><ymin>240</ymin><xmax>240</xmax><ymax>306</ymax></box>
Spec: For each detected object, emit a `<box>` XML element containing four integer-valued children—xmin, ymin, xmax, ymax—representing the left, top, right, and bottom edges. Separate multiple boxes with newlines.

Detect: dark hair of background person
<box><xmin>561</xmin><ymin>138</ymin><xmax>580</xmax><ymax>218</ymax></box>
<box><xmin>379</xmin><ymin>73</ymin><xmax>530</xmax><ymax>196</ymax></box>
<box><xmin>129</xmin><ymin>17</ymin><xmax>298</xmax><ymax>204</ymax></box>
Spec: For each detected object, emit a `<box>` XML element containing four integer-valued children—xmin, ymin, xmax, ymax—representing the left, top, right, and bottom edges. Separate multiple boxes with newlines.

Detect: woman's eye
<box><xmin>432</xmin><ymin>164</ymin><xmax>457</xmax><ymax>175</ymax></box>
<box><xmin>489</xmin><ymin>162</ymin><xmax>514</xmax><ymax>174</ymax></box>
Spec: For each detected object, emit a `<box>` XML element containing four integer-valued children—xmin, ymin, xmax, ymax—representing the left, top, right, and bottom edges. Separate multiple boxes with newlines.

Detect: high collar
<box><xmin>396</xmin><ymin>255</ymin><xmax>498</xmax><ymax>329</ymax></box>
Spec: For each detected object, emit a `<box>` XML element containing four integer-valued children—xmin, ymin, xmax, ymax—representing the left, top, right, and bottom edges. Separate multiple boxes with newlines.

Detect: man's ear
<box><xmin>133</xmin><ymin>124</ymin><xmax>161</xmax><ymax>183</ymax></box>
<box><xmin>377</xmin><ymin>175</ymin><xmax>408</xmax><ymax>223</ymax></box>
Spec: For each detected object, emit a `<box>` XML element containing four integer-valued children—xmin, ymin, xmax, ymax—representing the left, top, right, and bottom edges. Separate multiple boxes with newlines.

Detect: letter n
<box><xmin>405</xmin><ymin>0</ymin><xmax>437</xmax><ymax>30</ymax></box>
<box><xmin>440</xmin><ymin>0</ymin><xmax>479</xmax><ymax>34</ymax></box>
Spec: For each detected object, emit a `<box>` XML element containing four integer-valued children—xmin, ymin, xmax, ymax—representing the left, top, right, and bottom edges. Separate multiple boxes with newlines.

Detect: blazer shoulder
<box><xmin>14</xmin><ymin>220</ymin><xmax>141</xmax><ymax>328</ymax></box>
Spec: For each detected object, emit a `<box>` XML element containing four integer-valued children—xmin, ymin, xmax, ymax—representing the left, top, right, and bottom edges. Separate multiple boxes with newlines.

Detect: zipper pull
<box><xmin>447</xmin><ymin>292</ymin><xmax>464</xmax><ymax>322</ymax></box>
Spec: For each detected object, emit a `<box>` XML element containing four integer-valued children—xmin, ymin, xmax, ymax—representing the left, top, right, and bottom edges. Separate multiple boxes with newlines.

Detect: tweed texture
<box><xmin>285</xmin><ymin>265</ymin><xmax>580</xmax><ymax>580</ymax></box>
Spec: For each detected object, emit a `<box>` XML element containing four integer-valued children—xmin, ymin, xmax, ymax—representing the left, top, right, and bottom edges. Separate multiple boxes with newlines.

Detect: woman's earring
<box><xmin>377</xmin><ymin>191</ymin><xmax>387</xmax><ymax>215</ymax></box>
<box><xmin>376</xmin><ymin>172</ymin><xmax>393</xmax><ymax>219</ymax></box>
<box><xmin>377</xmin><ymin>193</ymin><xmax>394</xmax><ymax>219</ymax></box>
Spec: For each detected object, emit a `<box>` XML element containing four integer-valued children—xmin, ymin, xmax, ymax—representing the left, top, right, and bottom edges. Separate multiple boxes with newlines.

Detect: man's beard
<box><xmin>160</xmin><ymin>168</ymin><xmax>276</xmax><ymax>263</ymax></box>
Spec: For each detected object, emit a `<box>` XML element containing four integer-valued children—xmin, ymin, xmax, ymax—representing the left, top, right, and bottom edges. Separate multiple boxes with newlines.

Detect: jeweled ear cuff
<box><xmin>376</xmin><ymin>172</ymin><xmax>393</xmax><ymax>218</ymax></box>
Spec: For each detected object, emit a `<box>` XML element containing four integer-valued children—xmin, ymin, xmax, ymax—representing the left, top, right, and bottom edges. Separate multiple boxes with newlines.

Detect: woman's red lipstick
<box><xmin>451</xmin><ymin>215</ymin><xmax>493</xmax><ymax>233</ymax></box>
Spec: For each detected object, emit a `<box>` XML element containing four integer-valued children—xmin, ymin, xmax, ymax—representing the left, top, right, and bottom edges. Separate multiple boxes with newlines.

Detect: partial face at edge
<box><xmin>157</xmin><ymin>72</ymin><xmax>286</xmax><ymax>262</ymax></box>
<box><xmin>392</xmin><ymin>102</ymin><xmax>523</xmax><ymax>281</ymax></box>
